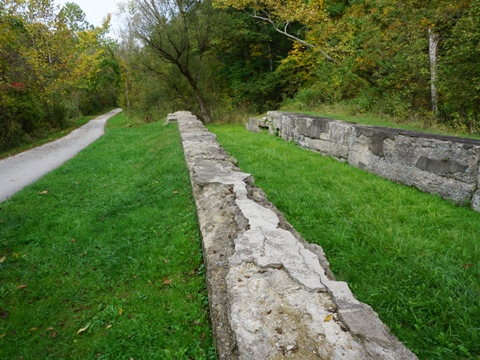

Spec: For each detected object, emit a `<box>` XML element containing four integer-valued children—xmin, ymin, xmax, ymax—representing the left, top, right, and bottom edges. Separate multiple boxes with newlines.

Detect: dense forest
<box><xmin>0</xmin><ymin>0</ymin><xmax>119</xmax><ymax>151</ymax></box>
<box><xmin>2</xmin><ymin>0</ymin><xmax>479</xmax><ymax>149</ymax></box>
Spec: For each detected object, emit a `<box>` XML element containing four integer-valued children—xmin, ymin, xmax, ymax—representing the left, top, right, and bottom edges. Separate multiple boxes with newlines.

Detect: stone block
<box><xmin>246</xmin><ymin>118</ymin><xmax>261</xmax><ymax>133</ymax></box>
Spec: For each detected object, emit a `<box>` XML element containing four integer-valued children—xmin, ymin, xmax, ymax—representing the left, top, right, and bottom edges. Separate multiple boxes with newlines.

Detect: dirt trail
<box><xmin>0</xmin><ymin>108</ymin><xmax>122</xmax><ymax>203</ymax></box>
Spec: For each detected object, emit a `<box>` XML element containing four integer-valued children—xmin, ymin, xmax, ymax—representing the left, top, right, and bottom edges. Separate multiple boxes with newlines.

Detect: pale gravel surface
<box><xmin>0</xmin><ymin>108</ymin><xmax>122</xmax><ymax>203</ymax></box>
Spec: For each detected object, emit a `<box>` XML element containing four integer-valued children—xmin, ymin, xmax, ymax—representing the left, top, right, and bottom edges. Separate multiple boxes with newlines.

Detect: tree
<box><xmin>58</xmin><ymin>2</ymin><xmax>91</xmax><ymax>32</ymax></box>
<box><xmin>129</xmin><ymin>0</ymin><xmax>214</xmax><ymax>122</ymax></box>
<box><xmin>212</xmin><ymin>0</ymin><xmax>334</xmax><ymax>62</ymax></box>
<box><xmin>209</xmin><ymin>8</ymin><xmax>296</xmax><ymax>112</ymax></box>
<box><xmin>0</xmin><ymin>0</ymin><xmax>120</xmax><ymax>150</ymax></box>
<box><xmin>439</xmin><ymin>0</ymin><xmax>480</xmax><ymax>130</ymax></box>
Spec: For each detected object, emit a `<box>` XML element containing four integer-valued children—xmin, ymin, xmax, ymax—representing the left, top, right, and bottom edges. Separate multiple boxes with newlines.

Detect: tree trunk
<box><xmin>125</xmin><ymin>76</ymin><xmax>130</xmax><ymax>113</ymax></box>
<box><xmin>193</xmin><ymin>88</ymin><xmax>211</xmax><ymax>123</ymax></box>
<box><xmin>429</xmin><ymin>28</ymin><xmax>439</xmax><ymax>118</ymax></box>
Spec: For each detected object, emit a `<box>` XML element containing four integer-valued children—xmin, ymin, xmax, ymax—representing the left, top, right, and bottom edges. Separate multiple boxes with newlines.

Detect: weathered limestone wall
<box><xmin>248</xmin><ymin>112</ymin><xmax>480</xmax><ymax>212</ymax></box>
<box><xmin>171</xmin><ymin>111</ymin><xmax>417</xmax><ymax>359</ymax></box>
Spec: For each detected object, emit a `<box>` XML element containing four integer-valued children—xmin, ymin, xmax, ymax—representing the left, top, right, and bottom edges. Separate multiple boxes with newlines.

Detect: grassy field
<box><xmin>0</xmin><ymin>114</ymin><xmax>215</xmax><ymax>359</ymax></box>
<box><xmin>209</xmin><ymin>124</ymin><xmax>480</xmax><ymax>359</ymax></box>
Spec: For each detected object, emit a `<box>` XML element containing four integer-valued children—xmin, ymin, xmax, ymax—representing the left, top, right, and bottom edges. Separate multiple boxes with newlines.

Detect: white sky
<box><xmin>54</xmin><ymin>0</ymin><xmax>122</xmax><ymax>29</ymax></box>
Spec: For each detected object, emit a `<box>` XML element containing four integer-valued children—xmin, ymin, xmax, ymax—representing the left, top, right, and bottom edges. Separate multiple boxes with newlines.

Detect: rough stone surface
<box><xmin>249</xmin><ymin>112</ymin><xmax>480</xmax><ymax>212</ymax></box>
<box><xmin>173</xmin><ymin>111</ymin><xmax>417</xmax><ymax>359</ymax></box>
<box><xmin>246</xmin><ymin>118</ymin><xmax>268</xmax><ymax>133</ymax></box>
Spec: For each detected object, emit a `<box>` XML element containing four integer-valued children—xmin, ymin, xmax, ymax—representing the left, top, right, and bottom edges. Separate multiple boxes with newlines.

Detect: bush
<box><xmin>439</xmin><ymin>0</ymin><xmax>480</xmax><ymax>132</ymax></box>
<box><xmin>0</xmin><ymin>88</ymin><xmax>46</xmax><ymax>150</ymax></box>
<box><xmin>288</xmin><ymin>63</ymin><xmax>369</xmax><ymax>110</ymax></box>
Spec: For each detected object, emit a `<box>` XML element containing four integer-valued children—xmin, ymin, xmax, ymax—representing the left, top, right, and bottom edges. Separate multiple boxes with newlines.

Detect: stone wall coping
<box><xmin>279</xmin><ymin>112</ymin><xmax>480</xmax><ymax>146</ymax></box>
<box><xmin>250</xmin><ymin>111</ymin><xmax>480</xmax><ymax>212</ymax></box>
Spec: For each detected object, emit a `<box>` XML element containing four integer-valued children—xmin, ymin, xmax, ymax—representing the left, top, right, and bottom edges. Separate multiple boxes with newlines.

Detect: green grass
<box><xmin>0</xmin><ymin>114</ymin><xmax>215</xmax><ymax>359</ymax></box>
<box><xmin>208</xmin><ymin>124</ymin><xmax>480</xmax><ymax>359</ymax></box>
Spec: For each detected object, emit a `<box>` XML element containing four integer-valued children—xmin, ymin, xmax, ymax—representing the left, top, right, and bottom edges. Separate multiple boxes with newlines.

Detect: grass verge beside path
<box><xmin>0</xmin><ymin>114</ymin><xmax>215</xmax><ymax>359</ymax></box>
<box><xmin>209</xmin><ymin>124</ymin><xmax>480</xmax><ymax>359</ymax></box>
<box><xmin>0</xmin><ymin>115</ymin><xmax>96</xmax><ymax>160</ymax></box>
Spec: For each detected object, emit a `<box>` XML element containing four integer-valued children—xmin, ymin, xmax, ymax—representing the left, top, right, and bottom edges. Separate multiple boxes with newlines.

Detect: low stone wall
<box><xmin>248</xmin><ymin>112</ymin><xmax>480</xmax><ymax>212</ymax></box>
<box><xmin>170</xmin><ymin>111</ymin><xmax>417</xmax><ymax>359</ymax></box>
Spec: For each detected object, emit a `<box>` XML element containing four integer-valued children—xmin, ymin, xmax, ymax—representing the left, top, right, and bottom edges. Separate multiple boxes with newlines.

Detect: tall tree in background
<box><xmin>210</xmin><ymin>9</ymin><xmax>295</xmax><ymax>112</ymax></box>
<box><xmin>440</xmin><ymin>0</ymin><xmax>480</xmax><ymax>130</ymax></box>
<box><xmin>116</xmin><ymin>0</ymin><xmax>479</xmax><ymax>131</ymax></box>
<box><xmin>213</xmin><ymin>0</ymin><xmax>333</xmax><ymax>62</ymax></box>
<box><xmin>0</xmin><ymin>0</ymin><xmax>120</xmax><ymax>150</ymax></box>
<box><xmin>129</xmin><ymin>0</ymin><xmax>214</xmax><ymax>122</ymax></box>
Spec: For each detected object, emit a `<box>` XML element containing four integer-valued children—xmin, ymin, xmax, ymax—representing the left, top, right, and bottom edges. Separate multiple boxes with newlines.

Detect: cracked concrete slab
<box><xmin>172</xmin><ymin>111</ymin><xmax>417</xmax><ymax>359</ymax></box>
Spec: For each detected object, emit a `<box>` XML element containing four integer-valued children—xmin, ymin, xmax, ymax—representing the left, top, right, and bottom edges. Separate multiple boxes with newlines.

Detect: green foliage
<box><xmin>0</xmin><ymin>1</ymin><xmax>120</xmax><ymax>151</ymax></box>
<box><xmin>267</xmin><ymin>0</ymin><xmax>476</xmax><ymax>128</ymax></box>
<box><xmin>210</xmin><ymin>9</ymin><xmax>296</xmax><ymax>112</ymax></box>
<box><xmin>122</xmin><ymin>0</ymin><xmax>216</xmax><ymax>122</ymax></box>
<box><xmin>210</xmin><ymin>124</ymin><xmax>480</xmax><ymax>359</ymax></box>
<box><xmin>0</xmin><ymin>86</ymin><xmax>46</xmax><ymax>150</ymax></box>
<box><xmin>285</xmin><ymin>62</ymin><xmax>369</xmax><ymax>109</ymax></box>
<box><xmin>439</xmin><ymin>0</ymin><xmax>480</xmax><ymax>131</ymax></box>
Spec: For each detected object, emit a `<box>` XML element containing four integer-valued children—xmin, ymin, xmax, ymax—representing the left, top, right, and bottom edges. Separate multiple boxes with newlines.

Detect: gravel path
<box><xmin>0</xmin><ymin>108</ymin><xmax>122</xmax><ymax>203</ymax></box>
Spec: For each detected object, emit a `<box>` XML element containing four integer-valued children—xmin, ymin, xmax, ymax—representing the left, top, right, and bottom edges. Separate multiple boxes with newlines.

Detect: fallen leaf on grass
<box><xmin>105</xmin><ymin>324</ymin><xmax>112</xmax><ymax>330</ymax></box>
<box><xmin>162</xmin><ymin>259</ymin><xmax>169</xmax><ymax>263</ymax></box>
<box><xmin>324</xmin><ymin>314</ymin><xmax>333</xmax><ymax>322</ymax></box>
<box><xmin>76</xmin><ymin>324</ymin><xmax>89</xmax><ymax>335</ymax></box>
<box><xmin>118</xmin><ymin>308</ymin><xmax>123</xmax><ymax>316</ymax></box>
<box><xmin>39</xmin><ymin>190</ymin><xmax>49</xmax><ymax>195</ymax></box>
<box><xmin>16</xmin><ymin>284</ymin><xmax>27</xmax><ymax>289</ymax></box>
<box><xmin>46</xmin><ymin>327</ymin><xmax>54</xmax><ymax>331</ymax></box>
<box><xmin>0</xmin><ymin>309</ymin><xmax>10</xmax><ymax>319</ymax></box>
<box><xmin>30</xmin><ymin>327</ymin><xmax>38</xmax><ymax>332</ymax></box>
<box><xmin>0</xmin><ymin>255</ymin><xmax>6</xmax><ymax>263</ymax></box>
<box><xmin>173</xmin><ymin>190</ymin><xmax>179</xmax><ymax>194</ymax></box>
<box><xmin>71</xmin><ymin>239</ymin><xmax>76</xmax><ymax>243</ymax></box>
<box><xmin>50</xmin><ymin>331</ymin><xmax>57</xmax><ymax>338</ymax></box>
<box><xmin>163</xmin><ymin>276</ymin><xmax>172</xmax><ymax>285</ymax></box>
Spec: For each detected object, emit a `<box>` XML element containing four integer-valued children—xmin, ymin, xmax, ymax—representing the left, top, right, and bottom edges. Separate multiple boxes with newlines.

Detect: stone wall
<box><xmin>171</xmin><ymin>111</ymin><xmax>417</xmax><ymax>359</ymax></box>
<box><xmin>248</xmin><ymin>112</ymin><xmax>480</xmax><ymax>212</ymax></box>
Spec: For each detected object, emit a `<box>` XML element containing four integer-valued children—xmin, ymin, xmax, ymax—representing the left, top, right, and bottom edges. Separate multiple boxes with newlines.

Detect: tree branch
<box><xmin>249</xmin><ymin>13</ymin><xmax>335</xmax><ymax>63</ymax></box>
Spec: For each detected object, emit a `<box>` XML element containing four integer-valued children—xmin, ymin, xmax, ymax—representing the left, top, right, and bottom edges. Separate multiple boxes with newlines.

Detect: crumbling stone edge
<box><xmin>170</xmin><ymin>111</ymin><xmax>417</xmax><ymax>359</ymax></box>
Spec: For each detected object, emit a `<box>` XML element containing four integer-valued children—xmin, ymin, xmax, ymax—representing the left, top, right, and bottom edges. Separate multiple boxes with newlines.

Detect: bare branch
<box><xmin>248</xmin><ymin>12</ymin><xmax>335</xmax><ymax>63</ymax></box>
